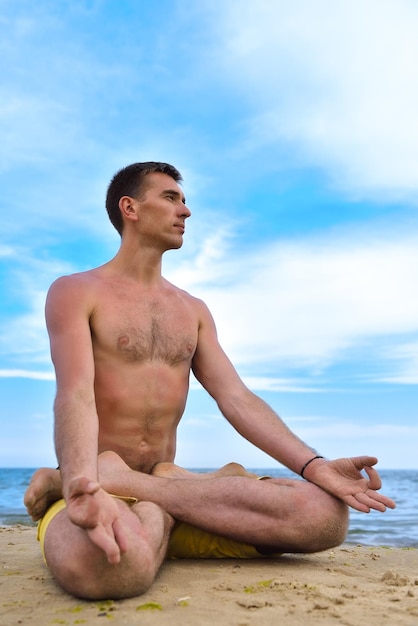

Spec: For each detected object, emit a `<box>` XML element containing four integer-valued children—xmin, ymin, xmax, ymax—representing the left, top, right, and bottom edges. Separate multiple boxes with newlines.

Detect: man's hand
<box><xmin>66</xmin><ymin>476</ymin><xmax>129</xmax><ymax>564</ymax></box>
<box><xmin>304</xmin><ymin>456</ymin><xmax>396</xmax><ymax>513</ymax></box>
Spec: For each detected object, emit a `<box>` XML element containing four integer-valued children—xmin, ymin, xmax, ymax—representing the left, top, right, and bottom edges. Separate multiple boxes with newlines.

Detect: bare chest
<box><xmin>92</xmin><ymin>293</ymin><xmax>198</xmax><ymax>365</ymax></box>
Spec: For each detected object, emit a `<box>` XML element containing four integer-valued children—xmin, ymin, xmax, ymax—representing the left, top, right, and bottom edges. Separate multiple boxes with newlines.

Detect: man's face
<box><xmin>133</xmin><ymin>172</ymin><xmax>191</xmax><ymax>250</ymax></box>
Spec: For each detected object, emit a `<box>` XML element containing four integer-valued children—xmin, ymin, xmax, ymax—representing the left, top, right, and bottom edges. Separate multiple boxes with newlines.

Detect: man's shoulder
<box><xmin>47</xmin><ymin>269</ymin><xmax>104</xmax><ymax>306</ymax></box>
<box><xmin>164</xmin><ymin>279</ymin><xmax>208</xmax><ymax>310</ymax></box>
<box><xmin>50</xmin><ymin>266</ymin><xmax>105</xmax><ymax>288</ymax></box>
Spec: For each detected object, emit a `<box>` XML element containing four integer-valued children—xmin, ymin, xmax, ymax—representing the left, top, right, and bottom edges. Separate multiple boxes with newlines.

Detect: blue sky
<box><xmin>1</xmin><ymin>0</ymin><xmax>417</xmax><ymax>470</ymax></box>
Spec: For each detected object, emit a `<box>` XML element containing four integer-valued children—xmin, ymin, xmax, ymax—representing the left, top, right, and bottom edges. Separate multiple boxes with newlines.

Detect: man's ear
<box><xmin>119</xmin><ymin>196</ymin><xmax>138</xmax><ymax>223</ymax></box>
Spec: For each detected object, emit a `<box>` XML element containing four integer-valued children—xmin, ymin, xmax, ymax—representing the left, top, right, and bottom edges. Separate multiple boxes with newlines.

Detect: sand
<box><xmin>1</xmin><ymin>525</ymin><xmax>417</xmax><ymax>626</ymax></box>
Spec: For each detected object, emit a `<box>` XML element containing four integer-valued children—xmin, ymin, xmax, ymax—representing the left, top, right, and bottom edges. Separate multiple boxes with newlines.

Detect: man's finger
<box><xmin>351</xmin><ymin>455</ymin><xmax>378</xmax><ymax>470</ymax></box>
<box><xmin>355</xmin><ymin>491</ymin><xmax>386</xmax><ymax>512</ymax></box>
<box><xmin>367</xmin><ymin>490</ymin><xmax>396</xmax><ymax>510</ymax></box>
<box><xmin>88</xmin><ymin>525</ymin><xmax>121</xmax><ymax>564</ymax></box>
<box><xmin>363</xmin><ymin>466</ymin><xmax>382</xmax><ymax>490</ymax></box>
<box><xmin>344</xmin><ymin>494</ymin><xmax>371</xmax><ymax>513</ymax></box>
<box><xmin>113</xmin><ymin>517</ymin><xmax>129</xmax><ymax>554</ymax></box>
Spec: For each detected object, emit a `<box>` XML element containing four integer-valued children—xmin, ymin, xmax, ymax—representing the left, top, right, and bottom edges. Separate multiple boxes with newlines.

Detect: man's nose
<box><xmin>182</xmin><ymin>204</ymin><xmax>192</xmax><ymax>218</ymax></box>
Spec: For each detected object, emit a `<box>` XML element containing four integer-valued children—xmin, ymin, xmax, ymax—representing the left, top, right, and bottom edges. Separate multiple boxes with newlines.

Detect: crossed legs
<box><xmin>97</xmin><ymin>452</ymin><xmax>348</xmax><ymax>553</ymax></box>
<box><xmin>25</xmin><ymin>453</ymin><xmax>349</xmax><ymax>599</ymax></box>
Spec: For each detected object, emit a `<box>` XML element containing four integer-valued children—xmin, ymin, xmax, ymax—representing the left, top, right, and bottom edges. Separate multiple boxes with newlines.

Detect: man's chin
<box><xmin>166</xmin><ymin>239</ymin><xmax>184</xmax><ymax>251</ymax></box>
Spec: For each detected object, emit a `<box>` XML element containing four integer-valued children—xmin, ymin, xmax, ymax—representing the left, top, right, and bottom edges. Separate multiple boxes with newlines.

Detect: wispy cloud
<box><xmin>211</xmin><ymin>0</ymin><xmax>418</xmax><ymax>199</ymax></box>
<box><xmin>168</xmin><ymin>219</ymin><xmax>418</xmax><ymax>380</ymax></box>
<box><xmin>241</xmin><ymin>376</ymin><xmax>320</xmax><ymax>393</ymax></box>
<box><xmin>0</xmin><ymin>369</ymin><xmax>54</xmax><ymax>380</ymax></box>
<box><xmin>189</xmin><ymin>374</ymin><xmax>318</xmax><ymax>393</ymax></box>
<box><xmin>0</xmin><ymin>248</ymin><xmax>74</xmax><ymax>368</ymax></box>
<box><xmin>377</xmin><ymin>342</ymin><xmax>418</xmax><ymax>384</ymax></box>
<box><xmin>297</xmin><ymin>421</ymin><xmax>418</xmax><ymax>439</ymax></box>
<box><xmin>177</xmin><ymin>411</ymin><xmax>418</xmax><ymax>469</ymax></box>
<box><xmin>294</xmin><ymin>420</ymin><xmax>418</xmax><ymax>467</ymax></box>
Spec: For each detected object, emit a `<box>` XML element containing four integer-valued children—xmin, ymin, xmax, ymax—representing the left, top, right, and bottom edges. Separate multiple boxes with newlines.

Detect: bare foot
<box><xmin>151</xmin><ymin>461</ymin><xmax>259</xmax><ymax>480</ymax></box>
<box><xmin>97</xmin><ymin>452</ymin><xmax>260</xmax><ymax>495</ymax></box>
<box><xmin>98</xmin><ymin>451</ymin><xmax>136</xmax><ymax>495</ymax></box>
<box><xmin>24</xmin><ymin>468</ymin><xmax>62</xmax><ymax>521</ymax></box>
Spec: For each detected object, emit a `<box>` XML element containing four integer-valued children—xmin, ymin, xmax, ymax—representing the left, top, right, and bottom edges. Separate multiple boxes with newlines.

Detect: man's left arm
<box><xmin>191</xmin><ymin>299</ymin><xmax>395</xmax><ymax>513</ymax></box>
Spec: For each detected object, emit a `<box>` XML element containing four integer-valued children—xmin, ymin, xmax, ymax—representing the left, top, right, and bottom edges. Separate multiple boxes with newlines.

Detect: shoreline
<box><xmin>1</xmin><ymin>525</ymin><xmax>417</xmax><ymax>625</ymax></box>
<box><xmin>1</xmin><ymin>518</ymin><xmax>416</xmax><ymax>550</ymax></box>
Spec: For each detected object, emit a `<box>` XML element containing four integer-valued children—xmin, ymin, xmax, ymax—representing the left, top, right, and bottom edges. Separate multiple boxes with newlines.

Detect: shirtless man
<box><xmin>25</xmin><ymin>162</ymin><xmax>395</xmax><ymax>600</ymax></box>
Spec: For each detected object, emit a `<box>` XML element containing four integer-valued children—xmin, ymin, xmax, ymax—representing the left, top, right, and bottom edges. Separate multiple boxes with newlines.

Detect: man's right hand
<box><xmin>66</xmin><ymin>476</ymin><xmax>129</xmax><ymax>564</ymax></box>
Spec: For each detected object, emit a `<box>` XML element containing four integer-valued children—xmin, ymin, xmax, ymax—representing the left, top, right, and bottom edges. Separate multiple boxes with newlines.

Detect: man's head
<box><xmin>106</xmin><ymin>162</ymin><xmax>183</xmax><ymax>235</ymax></box>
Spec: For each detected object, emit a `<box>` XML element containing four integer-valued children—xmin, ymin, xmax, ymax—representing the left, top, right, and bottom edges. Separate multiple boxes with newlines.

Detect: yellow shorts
<box><xmin>37</xmin><ymin>496</ymin><xmax>275</xmax><ymax>561</ymax></box>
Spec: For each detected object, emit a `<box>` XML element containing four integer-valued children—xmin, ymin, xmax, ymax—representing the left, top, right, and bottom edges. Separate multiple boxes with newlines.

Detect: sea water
<box><xmin>0</xmin><ymin>467</ymin><xmax>416</xmax><ymax>548</ymax></box>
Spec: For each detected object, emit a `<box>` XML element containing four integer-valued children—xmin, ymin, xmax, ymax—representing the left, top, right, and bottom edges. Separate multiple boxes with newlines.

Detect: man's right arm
<box><xmin>46</xmin><ymin>276</ymin><xmax>127</xmax><ymax>563</ymax></box>
<box><xmin>45</xmin><ymin>275</ymin><xmax>99</xmax><ymax>500</ymax></box>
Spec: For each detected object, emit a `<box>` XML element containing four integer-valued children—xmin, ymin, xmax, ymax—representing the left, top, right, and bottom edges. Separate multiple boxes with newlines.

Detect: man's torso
<box><xmin>74</xmin><ymin>269</ymin><xmax>200</xmax><ymax>471</ymax></box>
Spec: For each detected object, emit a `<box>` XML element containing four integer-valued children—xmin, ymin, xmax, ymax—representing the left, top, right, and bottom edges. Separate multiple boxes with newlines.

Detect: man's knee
<box><xmin>44</xmin><ymin>512</ymin><xmax>158</xmax><ymax>599</ymax></box>
<box><xmin>262</xmin><ymin>481</ymin><xmax>348</xmax><ymax>554</ymax></box>
<box><xmin>55</xmin><ymin>551</ymin><xmax>155</xmax><ymax>600</ymax></box>
<box><xmin>293</xmin><ymin>482</ymin><xmax>349</xmax><ymax>552</ymax></box>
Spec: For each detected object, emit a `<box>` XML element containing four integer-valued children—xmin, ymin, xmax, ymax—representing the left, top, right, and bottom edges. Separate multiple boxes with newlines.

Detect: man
<box><xmin>25</xmin><ymin>162</ymin><xmax>395</xmax><ymax>600</ymax></box>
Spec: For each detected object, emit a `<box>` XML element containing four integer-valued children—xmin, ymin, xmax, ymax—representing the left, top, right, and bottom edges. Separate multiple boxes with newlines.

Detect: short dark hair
<box><xmin>105</xmin><ymin>162</ymin><xmax>183</xmax><ymax>235</ymax></box>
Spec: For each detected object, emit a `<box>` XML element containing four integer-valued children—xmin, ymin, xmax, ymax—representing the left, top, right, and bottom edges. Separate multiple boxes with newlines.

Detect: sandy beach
<box><xmin>1</xmin><ymin>525</ymin><xmax>417</xmax><ymax>626</ymax></box>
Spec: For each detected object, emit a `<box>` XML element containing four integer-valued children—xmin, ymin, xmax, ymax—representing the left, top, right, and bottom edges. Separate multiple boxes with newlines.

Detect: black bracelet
<box><xmin>300</xmin><ymin>455</ymin><xmax>324</xmax><ymax>479</ymax></box>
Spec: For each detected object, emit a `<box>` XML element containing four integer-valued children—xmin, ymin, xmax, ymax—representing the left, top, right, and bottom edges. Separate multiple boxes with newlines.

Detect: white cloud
<box><xmin>241</xmin><ymin>376</ymin><xmax>319</xmax><ymax>393</ymax></box>
<box><xmin>293</xmin><ymin>421</ymin><xmax>418</xmax><ymax>469</ymax></box>
<box><xmin>297</xmin><ymin>421</ymin><xmax>418</xmax><ymax>440</ymax></box>
<box><xmin>377</xmin><ymin>342</ymin><xmax>418</xmax><ymax>384</ymax></box>
<box><xmin>177</xmin><ymin>411</ymin><xmax>418</xmax><ymax>469</ymax></box>
<box><xmin>168</xmin><ymin>224</ymin><xmax>238</xmax><ymax>287</ymax></box>
<box><xmin>0</xmin><ymin>296</ymin><xmax>50</xmax><ymax>366</ymax></box>
<box><xmin>0</xmin><ymin>245</ymin><xmax>14</xmax><ymax>257</ymax></box>
<box><xmin>0</xmin><ymin>369</ymin><xmax>54</xmax><ymax>380</ymax></box>
<box><xmin>0</xmin><ymin>93</ymin><xmax>77</xmax><ymax>172</ymax></box>
<box><xmin>189</xmin><ymin>373</ymin><xmax>318</xmax><ymax>393</ymax></box>
<box><xmin>0</xmin><ymin>250</ymin><xmax>75</xmax><ymax>367</ymax></box>
<box><xmin>167</xmin><ymin>220</ymin><xmax>418</xmax><ymax>378</ymax></box>
<box><xmin>212</xmin><ymin>0</ymin><xmax>418</xmax><ymax>198</ymax></box>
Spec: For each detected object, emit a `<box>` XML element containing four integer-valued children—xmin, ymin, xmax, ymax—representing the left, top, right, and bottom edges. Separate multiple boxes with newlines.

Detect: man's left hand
<box><xmin>304</xmin><ymin>456</ymin><xmax>396</xmax><ymax>513</ymax></box>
